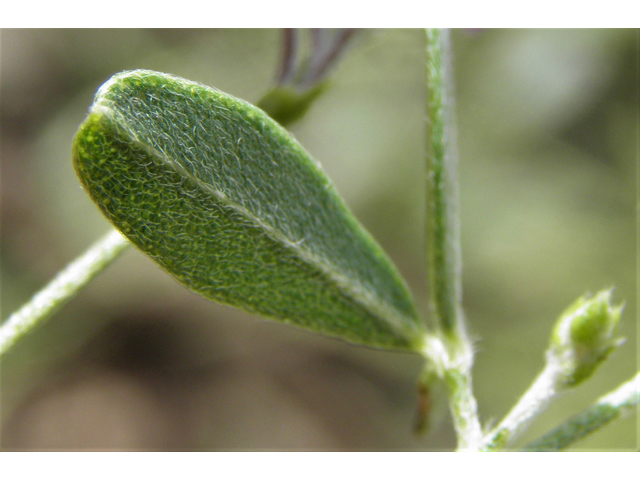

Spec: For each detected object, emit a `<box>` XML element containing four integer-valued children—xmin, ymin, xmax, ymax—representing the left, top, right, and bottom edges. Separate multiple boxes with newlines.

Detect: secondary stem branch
<box><xmin>481</xmin><ymin>360</ymin><xmax>564</xmax><ymax>450</ymax></box>
<box><xmin>523</xmin><ymin>371</ymin><xmax>640</xmax><ymax>451</ymax></box>
<box><xmin>0</xmin><ymin>229</ymin><xmax>130</xmax><ymax>356</ymax></box>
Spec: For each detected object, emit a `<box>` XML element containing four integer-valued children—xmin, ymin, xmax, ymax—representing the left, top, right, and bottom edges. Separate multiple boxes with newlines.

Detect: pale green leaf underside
<box><xmin>72</xmin><ymin>70</ymin><xmax>424</xmax><ymax>350</ymax></box>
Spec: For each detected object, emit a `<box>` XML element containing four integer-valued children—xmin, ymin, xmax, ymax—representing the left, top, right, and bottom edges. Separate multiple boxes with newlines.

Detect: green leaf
<box><xmin>72</xmin><ymin>70</ymin><xmax>424</xmax><ymax>351</ymax></box>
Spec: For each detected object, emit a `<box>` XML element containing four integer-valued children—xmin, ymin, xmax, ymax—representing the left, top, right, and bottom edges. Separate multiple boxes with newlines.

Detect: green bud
<box><xmin>549</xmin><ymin>289</ymin><xmax>624</xmax><ymax>387</ymax></box>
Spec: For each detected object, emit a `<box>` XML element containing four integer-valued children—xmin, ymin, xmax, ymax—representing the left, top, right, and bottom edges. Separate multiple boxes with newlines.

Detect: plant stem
<box><xmin>0</xmin><ymin>229</ymin><xmax>130</xmax><ymax>356</ymax></box>
<box><xmin>420</xmin><ymin>333</ymin><xmax>482</xmax><ymax>450</ymax></box>
<box><xmin>444</xmin><ymin>365</ymin><xmax>483</xmax><ymax>451</ymax></box>
<box><xmin>522</xmin><ymin>371</ymin><xmax>640</xmax><ymax>451</ymax></box>
<box><xmin>425</xmin><ymin>28</ymin><xmax>463</xmax><ymax>338</ymax></box>
<box><xmin>423</xmin><ymin>29</ymin><xmax>482</xmax><ymax>451</ymax></box>
<box><xmin>481</xmin><ymin>359</ymin><xmax>565</xmax><ymax>451</ymax></box>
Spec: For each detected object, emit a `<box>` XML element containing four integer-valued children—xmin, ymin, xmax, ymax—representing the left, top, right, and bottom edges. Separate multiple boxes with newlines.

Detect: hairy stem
<box><xmin>0</xmin><ymin>229</ymin><xmax>130</xmax><ymax>356</ymax></box>
<box><xmin>425</xmin><ymin>28</ymin><xmax>463</xmax><ymax>337</ymax></box>
<box><xmin>522</xmin><ymin>372</ymin><xmax>640</xmax><ymax>451</ymax></box>
<box><xmin>481</xmin><ymin>360</ymin><xmax>565</xmax><ymax>451</ymax></box>
<box><xmin>423</xmin><ymin>29</ymin><xmax>482</xmax><ymax>450</ymax></box>
<box><xmin>420</xmin><ymin>332</ymin><xmax>482</xmax><ymax>450</ymax></box>
<box><xmin>445</xmin><ymin>368</ymin><xmax>483</xmax><ymax>451</ymax></box>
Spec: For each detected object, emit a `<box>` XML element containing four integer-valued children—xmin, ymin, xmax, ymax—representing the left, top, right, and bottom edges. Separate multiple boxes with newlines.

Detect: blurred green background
<box><xmin>1</xmin><ymin>29</ymin><xmax>637</xmax><ymax>451</ymax></box>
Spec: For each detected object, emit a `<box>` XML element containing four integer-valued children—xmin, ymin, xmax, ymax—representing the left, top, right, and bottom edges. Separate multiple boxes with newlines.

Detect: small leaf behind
<box><xmin>72</xmin><ymin>70</ymin><xmax>424</xmax><ymax>351</ymax></box>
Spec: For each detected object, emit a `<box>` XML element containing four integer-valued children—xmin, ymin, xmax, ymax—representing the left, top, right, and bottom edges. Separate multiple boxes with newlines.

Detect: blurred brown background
<box><xmin>1</xmin><ymin>29</ymin><xmax>637</xmax><ymax>451</ymax></box>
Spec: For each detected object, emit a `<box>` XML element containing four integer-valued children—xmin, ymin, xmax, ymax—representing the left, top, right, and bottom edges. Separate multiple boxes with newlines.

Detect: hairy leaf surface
<box><xmin>72</xmin><ymin>70</ymin><xmax>424</xmax><ymax>350</ymax></box>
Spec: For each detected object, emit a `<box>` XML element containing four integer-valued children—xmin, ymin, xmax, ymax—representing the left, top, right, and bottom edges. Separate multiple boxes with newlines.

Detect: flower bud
<box><xmin>549</xmin><ymin>289</ymin><xmax>624</xmax><ymax>387</ymax></box>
